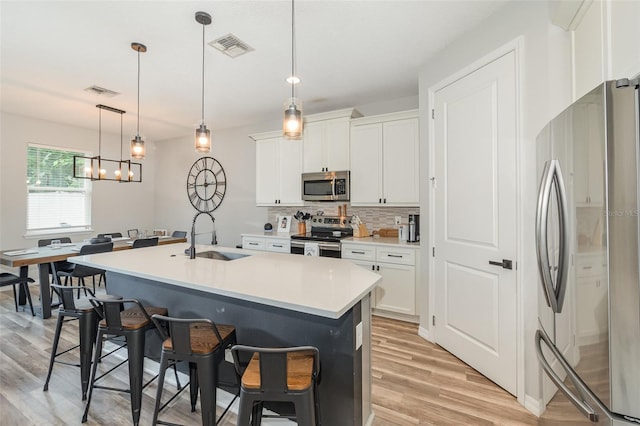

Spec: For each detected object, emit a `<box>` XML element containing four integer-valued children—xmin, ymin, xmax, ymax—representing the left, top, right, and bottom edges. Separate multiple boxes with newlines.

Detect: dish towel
<box><xmin>304</xmin><ymin>242</ymin><xmax>319</xmax><ymax>257</ymax></box>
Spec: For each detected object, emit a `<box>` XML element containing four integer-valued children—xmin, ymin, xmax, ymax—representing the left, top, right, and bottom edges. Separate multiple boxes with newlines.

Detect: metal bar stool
<box><xmin>150</xmin><ymin>314</ymin><xmax>239</xmax><ymax>426</ymax></box>
<box><xmin>231</xmin><ymin>345</ymin><xmax>321</xmax><ymax>426</ymax></box>
<box><xmin>0</xmin><ymin>272</ymin><xmax>35</xmax><ymax>316</ymax></box>
<box><xmin>82</xmin><ymin>297</ymin><xmax>168</xmax><ymax>425</ymax></box>
<box><xmin>43</xmin><ymin>284</ymin><xmax>120</xmax><ymax>399</ymax></box>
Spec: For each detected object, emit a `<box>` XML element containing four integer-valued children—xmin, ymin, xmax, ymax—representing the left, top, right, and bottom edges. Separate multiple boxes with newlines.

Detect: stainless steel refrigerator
<box><xmin>535</xmin><ymin>78</ymin><xmax>640</xmax><ymax>424</ymax></box>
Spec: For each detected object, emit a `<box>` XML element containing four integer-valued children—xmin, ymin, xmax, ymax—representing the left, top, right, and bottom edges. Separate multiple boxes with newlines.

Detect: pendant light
<box><xmin>72</xmin><ymin>104</ymin><xmax>142</xmax><ymax>183</ymax></box>
<box><xmin>195</xmin><ymin>11</ymin><xmax>212</xmax><ymax>152</ymax></box>
<box><xmin>130</xmin><ymin>42</ymin><xmax>146</xmax><ymax>159</ymax></box>
<box><xmin>283</xmin><ymin>0</ymin><xmax>303</xmax><ymax>140</ymax></box>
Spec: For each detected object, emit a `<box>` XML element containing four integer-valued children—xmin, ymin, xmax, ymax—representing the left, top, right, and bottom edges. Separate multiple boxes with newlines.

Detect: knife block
<box><xmin>353</xmin><ymin>224</ymin><xmax>370</xmax><ymax>238</ymax></box>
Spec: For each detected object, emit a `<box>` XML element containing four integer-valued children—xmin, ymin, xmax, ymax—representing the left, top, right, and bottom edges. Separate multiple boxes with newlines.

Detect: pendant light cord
<box><xmin>120</xmin><ymin>112</ymin><xmax>123</xmax><ymax>161</ymax></box>
<box><xmin>136</xmin><ymin>49</ymin><xmax>141</xmax><ymax>136</ymax></box>
<box><xmin>201</xmin><ymin>21</ymin><xmax>206</xmax><ymax>125</ymax></box>
<box><xmin>98</xmin><ymin>107</ymin><xmax>102</xmax><ymax>155</ymax></box>
<box><xmin>291</xmin><ymin>0</ymin><xmax>295</xmax><ymax>100</ymax></box>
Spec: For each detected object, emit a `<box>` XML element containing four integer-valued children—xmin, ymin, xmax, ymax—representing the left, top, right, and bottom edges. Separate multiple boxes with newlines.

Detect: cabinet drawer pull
<box><xmin>387</xmin><ymin>254</ymin><xmax>403</xmax><ymax>258</ymax></box>
<box><xmin>272</xmin><ymin>244</ymin><xmax>283</xmax><ymax>248</ymax></box>
<box><xmin>352</xmin><ymin>250</ymin><xmax>366</xmax><ymax>255</ymax></box>
<box><xmin>248</xmin><ymin>242</ymin><xmax>259</xmax><ymax>246</ymax></box>
<box><xmin>582</xmin><ymin>266</ymin><xmax>592</xmax><ymax>270</ymax></box>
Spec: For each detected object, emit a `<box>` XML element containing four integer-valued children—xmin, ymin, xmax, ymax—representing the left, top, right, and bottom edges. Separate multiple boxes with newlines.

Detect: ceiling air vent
<box><xmin>84</xmin><ymin>85</ymin><xmax>119</xmax><ymax>97</ymax></box>
<box><xmin>209</xmin><ymin>33</ymin><xmax>254</xmax><ymax>58</ymax></box>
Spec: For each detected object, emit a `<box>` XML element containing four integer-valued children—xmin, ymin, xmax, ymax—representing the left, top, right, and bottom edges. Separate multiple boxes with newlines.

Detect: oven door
<box><xmin>290</xmin><ymin>240</ymin><xmax>341</xmax><ymax>258</ymax></box>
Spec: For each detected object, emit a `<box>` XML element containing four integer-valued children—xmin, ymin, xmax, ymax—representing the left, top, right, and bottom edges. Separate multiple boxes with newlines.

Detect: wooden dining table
<box><xmin>0</xmin><ymin>236</ymin><xmax>187</xmax><ymax>319</ymax></box>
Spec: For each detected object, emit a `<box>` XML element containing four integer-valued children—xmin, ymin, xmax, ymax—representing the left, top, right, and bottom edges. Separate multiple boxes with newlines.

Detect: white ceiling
<box><xmin>1</xmin><ymin>1</ymin><xmax>510</xmax><ymax>142</ymax></box>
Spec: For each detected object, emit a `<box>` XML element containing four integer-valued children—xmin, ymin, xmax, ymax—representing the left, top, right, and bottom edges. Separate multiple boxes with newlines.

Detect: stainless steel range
<box><xmin>290</xmin><ymin>215</ymin><xmax>353</xmax><ymax>258</ymax></box>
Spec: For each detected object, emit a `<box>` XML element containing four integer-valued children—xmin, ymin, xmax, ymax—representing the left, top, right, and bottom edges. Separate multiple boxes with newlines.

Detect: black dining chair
<box><xmin>57</xmin><ymin>242</ymin><xmax>113</xmax><ymax>297</ymax></box>
<box><xmin>38</xmin><ymin>237</ymin><xmax>75</xmax><ymax>286</ymax></box>
<box><xmin>131</xmin><ymin>237</ymin><xmax>158</xmax><ymax>249</ymax></box>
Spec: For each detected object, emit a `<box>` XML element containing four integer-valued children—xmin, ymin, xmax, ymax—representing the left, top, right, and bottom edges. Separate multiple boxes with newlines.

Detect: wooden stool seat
<box><xmin>231</xmin><ymin>345</ymin><xmax>321</xmax><ymax>425</ymax></box>
<box><xmin>242</xmin><ymin>350</ymin><xmax>315</xmax><ymax>391</ymax></box>
<box><xmin>99</xmin><ymin>306</ymin><xmax>167</xmax><ymax>329</ymax></box>
<box><xmin>161</xmin><ymin>322</ymin><xmax>235</xmax><ymax>354</ymax></box>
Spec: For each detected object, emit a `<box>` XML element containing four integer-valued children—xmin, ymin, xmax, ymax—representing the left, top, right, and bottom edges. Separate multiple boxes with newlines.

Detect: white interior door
<box><xmin>433</xmin><ymin>51</ymin><xmax>518</xmax><ymax>395</ymax></box>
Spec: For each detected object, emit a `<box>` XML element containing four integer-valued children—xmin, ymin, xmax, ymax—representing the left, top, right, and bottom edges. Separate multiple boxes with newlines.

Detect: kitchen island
<box><xmin>71</xmin><ymin>243</ymin><xmax>379</xmax><ymax>425</ymax></box>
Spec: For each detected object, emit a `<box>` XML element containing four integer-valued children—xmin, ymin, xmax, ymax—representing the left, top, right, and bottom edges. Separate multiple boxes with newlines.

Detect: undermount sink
<box><xmin>195</xmin><ymin>250</ymin><xmax>250</xmax><ymax>261</ymax></box>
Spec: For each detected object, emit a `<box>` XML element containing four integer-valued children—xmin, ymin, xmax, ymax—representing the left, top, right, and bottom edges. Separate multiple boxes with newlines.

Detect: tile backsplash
<box><xmin>268</xmin><ymin>202</ymin><xmax>419</xmax><ymax>231</ymax></box>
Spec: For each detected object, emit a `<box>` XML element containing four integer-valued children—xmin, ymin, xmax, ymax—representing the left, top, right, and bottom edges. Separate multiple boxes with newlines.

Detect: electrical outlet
<box><xmin>394</xmin><ymin>216</ymin><xmax>402</xmax><ymax>225</ymax></box>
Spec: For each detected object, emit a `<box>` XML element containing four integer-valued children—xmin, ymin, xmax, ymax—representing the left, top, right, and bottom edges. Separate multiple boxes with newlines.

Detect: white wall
<box><xmin>0</xmin><ymin>112</ymin><xmax>157</xmax><ymax>254</ymax></box>
<box><xmin>417</xmin><ymin>0</ymin><xmax>573</xmax><ymax>412</ymax></box>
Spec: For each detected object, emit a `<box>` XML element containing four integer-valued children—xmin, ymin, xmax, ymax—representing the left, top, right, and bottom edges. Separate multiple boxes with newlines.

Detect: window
<box><xmin>26</xmin><ymin>144</ymin><xmax>92</xmax><ymax>234</ymax></box>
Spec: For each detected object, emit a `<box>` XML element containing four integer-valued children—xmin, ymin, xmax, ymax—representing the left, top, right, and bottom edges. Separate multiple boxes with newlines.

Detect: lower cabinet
<box><xmin>242</xmin><ymin>235</ymin><xmax>291</xmax><ymax>253</ymax></box>
<box><xmin>342</xmin><ymin>243</ymin><xmax>416</xmax><ymax>315</ymax></box>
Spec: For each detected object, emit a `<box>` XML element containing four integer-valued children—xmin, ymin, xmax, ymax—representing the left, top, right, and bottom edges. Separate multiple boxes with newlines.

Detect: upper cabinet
<box><xmin>350</xmin><ymin>110</ymin><xmax>419</xmax><ymax>206</ymax></box>
<box><xmin>570</xmin><ymin>0</ymin><xmax>640</xmax><ymax>99</ymax></box>
<box><xmin>302</xmin><ymin>108</ymin><xmax>362</xmax><ymax>173</ymax></box>
<box><xmin>252</xmin><ymin>131</ymin><xmax>303</xmax><ymax>207</ymax></box>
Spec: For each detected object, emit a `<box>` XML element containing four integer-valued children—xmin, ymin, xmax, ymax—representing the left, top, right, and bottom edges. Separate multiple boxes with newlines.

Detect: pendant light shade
<box><xmin>195</xmin><ymin>11</ymin><xmax>212</xmax><ymax>152</ymax></box>
<box><xmin>283</xmin><ymin>97</ymin><xmax>303</xmax><ymax>137</ymax></box>
<box><xmin>283</xmin><ymin>0</ymin><xmax>303</xmax><ymax>139</ymax></box>
<box><xmin>131</xmin><ymin>42</ymin><xmax>146</xmax><ymax>159</ymax></box>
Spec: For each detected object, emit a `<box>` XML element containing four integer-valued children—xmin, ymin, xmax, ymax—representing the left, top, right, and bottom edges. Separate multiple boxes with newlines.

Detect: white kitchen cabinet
<box><xmin>342</xmin><ymin>242</ymin><xmax>416</xmax><ymax>316</ymax></box>
<box><xmin>571</xmin><ymin>0</ymin><xmax>640</xmax><ymax>100</ymax></box>
<box><xmin>350</xmin><ymin>110</ymin><xmax>419</xmax><ymax>206</ymax></box>
<box><xmin>252</xmin><ymin>131</ymin><xmax>303</xmax><ymax>206</ymax></box>
<box><xmin>241</xmin><ymin>235</ymin><xmax>291</xmax><ymax>253</ymax></box>
<box><xmin>303</xmin><ymin>108</ymin><xmax>361</xmax><ymax>173</ymax></box>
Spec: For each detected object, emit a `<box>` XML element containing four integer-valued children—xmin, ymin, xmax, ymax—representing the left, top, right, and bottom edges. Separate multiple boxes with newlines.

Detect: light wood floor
<box><xmin>0</xmin><ymin>285</ymin><xmax>590</xmax><ymax>425</ymax></box>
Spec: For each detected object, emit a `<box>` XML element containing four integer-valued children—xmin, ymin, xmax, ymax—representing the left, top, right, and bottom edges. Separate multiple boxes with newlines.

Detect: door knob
<box><xmin>489</xmin><ymin>259</ymin><xmax>513</xmax><ymax>270</ymax></box>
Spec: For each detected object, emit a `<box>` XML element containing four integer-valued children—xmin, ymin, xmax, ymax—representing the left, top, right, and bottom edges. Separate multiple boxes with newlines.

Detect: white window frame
<box><xmin>25</xmin><ymin>143</ymin><xmax>93</xmax><ymax>237</ymax></box>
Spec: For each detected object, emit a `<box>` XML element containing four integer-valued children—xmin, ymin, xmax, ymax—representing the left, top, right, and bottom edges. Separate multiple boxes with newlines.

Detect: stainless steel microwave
<box><xmin>301</xmin><ymin>170</ymin><xmax>350</xmax><ymax>201</ymax></box>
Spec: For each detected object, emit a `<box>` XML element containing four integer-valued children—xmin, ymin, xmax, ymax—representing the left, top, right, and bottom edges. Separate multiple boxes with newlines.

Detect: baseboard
<box><xmin>372</xmin><ymin>309</ymin><xmax>419</xmax><ymax>324</ymax></box>
<box><xmin>364</xmin><ymin>411</ymin><xmax>376</xmax><ymax>426</ymax></box>
<box><xmin>418</xmin><ymin>325</ymin><xmax>432</xmax><ymax>342</ymax></box>
<box><xmin>524</xmin><ymin>394</ymin><xmax>544</xmax><ymax>417</ymax></box>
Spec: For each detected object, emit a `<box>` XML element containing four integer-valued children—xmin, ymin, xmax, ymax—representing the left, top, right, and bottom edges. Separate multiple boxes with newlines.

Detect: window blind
<box><xmin>26</xmin><ymin>144</ymin><xmax>92</xmax><ymax>233</ymax></box>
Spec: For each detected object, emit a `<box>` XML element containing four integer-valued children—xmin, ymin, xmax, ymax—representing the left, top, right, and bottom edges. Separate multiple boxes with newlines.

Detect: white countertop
<box><xmin>242</xmin><ymin>230</ymin><xmax>420</xmax><ymax>248</ymax></box>
<box><xmin>343</xmin><ymin>236</ymin><xmax>421</xmax><ymax>249</ymax></box>
<box><xmin>241</xmin><ymin>231</ymin><xmax>298</xmax><ymax>239</ymax></box>
<box><xmin>71</xmin><ymin>243</ymin><xmax>380</xmax><ymax>319</ymax></box>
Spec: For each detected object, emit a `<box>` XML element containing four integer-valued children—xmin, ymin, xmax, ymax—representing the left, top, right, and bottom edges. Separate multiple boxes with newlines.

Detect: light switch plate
<box><xmin>355</xmin><ymin>321</ymin><xmax>363</xmax><ymax>350</ymax></box>
<box><xmin>394</xmin><ymin>216</ymin><xmax>402</xmax><ymax>225</ymax></box>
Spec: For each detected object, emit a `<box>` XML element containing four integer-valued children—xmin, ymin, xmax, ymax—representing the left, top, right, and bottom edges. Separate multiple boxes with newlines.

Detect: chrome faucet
<box><xmin>189</xmin><ymin>211</ymin><xmax>216</xmax><ymax>259</ymax></box>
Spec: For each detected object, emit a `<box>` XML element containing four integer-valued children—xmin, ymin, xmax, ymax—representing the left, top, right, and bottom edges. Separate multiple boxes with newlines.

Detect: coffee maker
<box><xmin>408</xmin><ymin>214</ymin><xmax>420</xmax><ymax>242</ymax></box>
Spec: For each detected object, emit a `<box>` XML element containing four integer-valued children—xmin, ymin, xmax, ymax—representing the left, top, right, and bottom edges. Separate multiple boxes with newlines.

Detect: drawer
<box><xmin>242</xmin><ymin>236</ymin><xmax>266</xmax><ymax>250</ymax></box>
<box><xmin>376</xmin><ymin>247</ymin><xmax>415</xmax><ymax>265</ymax></box>
<box><xmin>341</xmin><ymin>244</ymin><xmax>375</xmax><ymax>261</ymax></box>
<box><xmin>267</xmin><ymin>240</ymin><xmax>290</xmax><ymax>253</ymax></box>
<box><xmin>575</xmin><ymin>253</ymin><xmax>606</xmax><ymax>278</ymax></box>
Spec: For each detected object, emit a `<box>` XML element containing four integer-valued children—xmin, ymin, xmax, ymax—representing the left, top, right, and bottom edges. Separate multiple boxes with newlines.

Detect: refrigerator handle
<box><xmin>535</xmin><ymin>160</ymin><xmax>570</xmax><ymax>313</ymax></box>
<box><xmin>536</xmin><ymin>160</ymin><xmax>556</xmax><ymax>311</ymax></box>
<box><xmin>535</xmin><ymin>328</ymin><xmax>598</xmax><ymax>422</ymax></box>
<box><xmin>553</xmin><ymin>160</ymin><xmax>570</xmax><ymax>313</ymax></box>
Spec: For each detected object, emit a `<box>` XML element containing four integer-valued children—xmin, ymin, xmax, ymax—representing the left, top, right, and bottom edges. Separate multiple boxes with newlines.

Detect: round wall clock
<box><xmin>186</xmin><ymin>157</ymin><xmax>227</xmax><ymax>212</ymax></box>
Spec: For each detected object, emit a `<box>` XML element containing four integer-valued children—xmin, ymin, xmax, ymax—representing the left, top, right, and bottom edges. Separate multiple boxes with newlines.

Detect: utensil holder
<box><xmin>298</xmin><ymin>222</ymin><xmax>306</xmax><ymax>235</ymax></box>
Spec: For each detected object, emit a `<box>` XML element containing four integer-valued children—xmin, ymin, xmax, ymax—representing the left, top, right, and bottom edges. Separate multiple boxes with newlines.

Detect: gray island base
<box><xmin>73</xmin><ymin>244</ymin><xmax>377</xmax><ymax>425</ymax></box>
